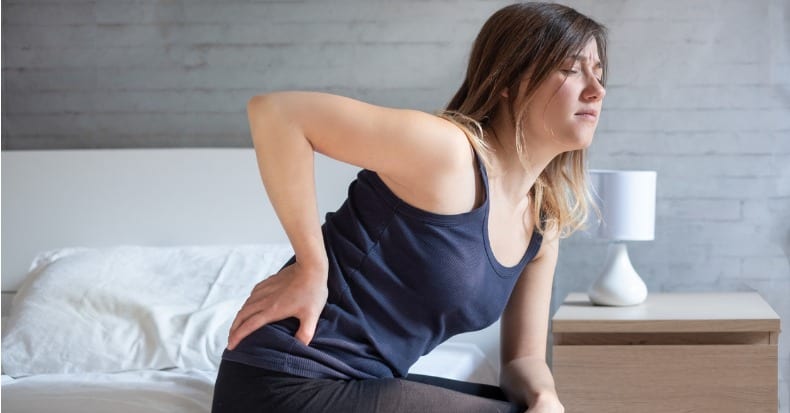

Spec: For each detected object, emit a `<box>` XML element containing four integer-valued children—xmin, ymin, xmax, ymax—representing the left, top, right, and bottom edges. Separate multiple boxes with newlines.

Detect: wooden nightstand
<box><xmin>551</xmin><ymin>292</ymin><xmax>780</xmax><ymax>412</ymax></box>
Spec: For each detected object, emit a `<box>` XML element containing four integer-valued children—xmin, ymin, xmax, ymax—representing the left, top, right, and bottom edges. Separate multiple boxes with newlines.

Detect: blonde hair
<box><xmin>436</xmin><ymin>2</ymin><xmax>608</xmax><ymax>239</ymax></box>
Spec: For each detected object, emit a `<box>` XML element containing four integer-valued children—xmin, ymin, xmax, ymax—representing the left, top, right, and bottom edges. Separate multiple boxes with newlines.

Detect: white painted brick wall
<box><xmin>566</xmin><ymin>1</ymin><xmax>790</xmax><ymax>411</ymax></box>
<box><xmin>2</xmin><ymin>0</ymin><xmax>788</xmax><ymax>410</ymax></box>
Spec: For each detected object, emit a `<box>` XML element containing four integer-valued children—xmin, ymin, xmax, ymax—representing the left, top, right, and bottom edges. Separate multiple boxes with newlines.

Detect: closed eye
<box><xmin>561</xmin><ymin>68</ymin><xmax>602</xmax><ymax>84</ymax></box>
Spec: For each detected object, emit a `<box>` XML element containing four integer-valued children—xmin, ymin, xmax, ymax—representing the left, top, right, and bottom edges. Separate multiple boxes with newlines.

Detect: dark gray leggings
<box><xmin>211</xmin><ymin>359</ymin><xmax>523</xmax><ymax>413</ymax></box>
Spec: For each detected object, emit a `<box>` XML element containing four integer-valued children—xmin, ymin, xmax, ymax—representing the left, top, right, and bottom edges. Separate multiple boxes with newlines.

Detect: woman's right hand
<box><xmin>226</xmin><ymin>260</ymin><xmax>329</xmax><ymax>350</ymax></box>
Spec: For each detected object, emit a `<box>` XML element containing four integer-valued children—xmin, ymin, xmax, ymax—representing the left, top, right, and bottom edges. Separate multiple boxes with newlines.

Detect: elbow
<box><xmin>246</xmin><ymin>93</ymin><xmax>307</xmax><ymax>150</ymax></box>
<box><xmin>246</xmin><ymin>94</ymin><xmax>281</xmax><ymax>143</ymax></box>
<box><xmin>247</xmin><ymin>93</ymin><xmax>276</xmax><ymax>112</ymax></box>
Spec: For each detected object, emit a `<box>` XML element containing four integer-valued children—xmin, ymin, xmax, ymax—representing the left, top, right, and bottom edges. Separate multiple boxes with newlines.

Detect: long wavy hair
<box><xmin>437</xmin><ymin>2</ymin><xmax>608</xmax><ymax>239</ymax></box>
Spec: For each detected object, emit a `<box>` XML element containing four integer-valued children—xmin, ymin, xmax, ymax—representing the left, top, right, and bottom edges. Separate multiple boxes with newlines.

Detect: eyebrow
<box><xmin>567</xmin><ymin>56</ymin><xmax>603</xmax><ymax>68</ymax></box>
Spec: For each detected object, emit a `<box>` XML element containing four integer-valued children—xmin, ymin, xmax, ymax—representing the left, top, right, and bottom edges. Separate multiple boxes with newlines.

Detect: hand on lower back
<box><xmin>226</xmin><ymin>260</ymin><xmax>328</xmax><ymax>350</ymax></box>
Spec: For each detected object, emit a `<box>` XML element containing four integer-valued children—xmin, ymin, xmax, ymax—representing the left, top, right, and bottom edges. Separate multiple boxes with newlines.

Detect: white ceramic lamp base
<box><xmin>588</xmin><ymin>243</ymin><xmax>648</xmax><ymax>306</ymax></box>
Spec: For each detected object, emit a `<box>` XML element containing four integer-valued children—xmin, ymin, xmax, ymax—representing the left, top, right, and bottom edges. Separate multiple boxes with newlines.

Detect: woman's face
<box><xmin>519</xmin><ymin>38</ymin><xmax>606</xmax><ymax>151</ymax></box>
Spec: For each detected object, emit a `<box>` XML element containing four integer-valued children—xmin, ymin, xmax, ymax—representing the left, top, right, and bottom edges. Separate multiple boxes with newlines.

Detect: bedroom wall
<box><xmin>2</xmin><ymin>0</ymin><xmax>788</xmax><ymax>404</ymax></box>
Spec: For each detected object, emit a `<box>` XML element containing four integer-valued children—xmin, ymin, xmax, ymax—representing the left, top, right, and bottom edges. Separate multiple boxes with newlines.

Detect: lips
<box><xmin>574</xmin><ymin>110</ymin><xmax>598</xmax><ymax>122</ymax></box>
<box><xmin>575</xmin><ymin>110</ymin><xmax>598</xmax><ymax>118</ymax></box>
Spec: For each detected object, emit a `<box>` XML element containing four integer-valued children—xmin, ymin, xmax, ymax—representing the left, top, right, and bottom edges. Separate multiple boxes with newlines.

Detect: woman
<box><xmin>213</xmin><ymin>2</ymin><xmax>607</xmax><ymax>412</ymax></box>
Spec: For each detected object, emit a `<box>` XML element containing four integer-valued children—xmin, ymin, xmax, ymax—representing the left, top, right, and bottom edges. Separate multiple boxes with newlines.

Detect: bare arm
<box><xmin>227</xmin><ymin>91</ymin><xmax>469</xmax><ymax>349</ymax></box>
<box><xmin>500</xmin><ymin>227</ymin><xmax>563</xmax><ymax>411</ymax></box>
<box><xmin>245</xmin><ymin>91</ymin><xmax>467</xmax><ymax>268</ymax></box>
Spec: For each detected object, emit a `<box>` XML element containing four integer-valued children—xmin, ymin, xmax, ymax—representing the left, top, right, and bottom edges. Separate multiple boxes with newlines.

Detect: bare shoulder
<box><xmin>250</xmin><ymin>91</ymin><xmax>479</xmax><ymax>214</ymax></box>
<box><xmin>379</xmin><ymin>112</ymin><xmax>484</xmax><ymax>214</ymax></box>
<box><xmin>376</xmin><ymin>113</ymin><xmax>482</xmax><ymax>216</ymax></box>
<box><xmin>396</xmin><ymin>110</ymin><xmax>474</xmax><ymax>168</ymax></box>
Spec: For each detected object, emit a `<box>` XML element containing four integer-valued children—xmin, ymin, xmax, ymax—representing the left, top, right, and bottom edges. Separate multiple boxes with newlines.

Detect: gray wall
<box><xmin>3</xmin><ymin>0</ymin><xmax>789</xmax><ymax>407</ymax></box>
<box><xmin>2</xmin><ymin>0</ymin><xmax>491</xmax><ymax>149</ymax></box>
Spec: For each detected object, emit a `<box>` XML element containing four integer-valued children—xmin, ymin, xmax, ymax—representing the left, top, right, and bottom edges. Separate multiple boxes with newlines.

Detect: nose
<box><xmin>583</xmin><ymin>77</ymin><xmax>605</xmax><ymax>102</ymax></box>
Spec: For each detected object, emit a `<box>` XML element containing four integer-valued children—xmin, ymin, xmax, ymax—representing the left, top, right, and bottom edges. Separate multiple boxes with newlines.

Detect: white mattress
<box><xmin>1</xmin><ymin>369</ymin><xmax>217</xmax><ymax>413</ymax></box>
<box><xmin>1</xmin><ymin>342</ymin><xmax>497</xmax><ymax>413</ymax></box>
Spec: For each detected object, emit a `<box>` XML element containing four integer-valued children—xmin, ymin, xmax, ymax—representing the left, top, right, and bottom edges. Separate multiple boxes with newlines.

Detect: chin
<box><xmin>579</xmin><ymin>135</ymin><xmax>595</xmax><ymax>149</ymax></box>
<box><xmin>563</xmin><ymin>134</ymin><xmax>594</xmax><ymax>151</ymax></box>
<box><xmin>551</xmin><ymin>127</ymin><xmax>596</xmax><ymax>151</ymax></box>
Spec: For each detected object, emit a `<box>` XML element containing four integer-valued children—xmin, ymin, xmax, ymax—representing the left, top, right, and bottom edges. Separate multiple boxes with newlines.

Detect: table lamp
<box><xmin>587</xmin><ymin>170</ymin><xmax>657</xmax><ymax>306</ymax></box>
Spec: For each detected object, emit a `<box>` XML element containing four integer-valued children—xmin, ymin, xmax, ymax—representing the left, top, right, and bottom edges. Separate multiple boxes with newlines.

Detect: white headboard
<box><xmin>1</xmin><ymin>148</ymin><xmax>503</xmax><ymax>372</ymax></box>
<box><xmin>1</xmin><ymin>148</ymin><xmax>360</xmax><ymax>292</ymax></box>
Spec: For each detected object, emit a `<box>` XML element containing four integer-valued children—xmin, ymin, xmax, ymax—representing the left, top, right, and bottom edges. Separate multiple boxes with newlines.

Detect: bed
<box><xmin>1</xmin><ymin>149</ymin><xmax>502</xmax><ymax>412</ymax></box>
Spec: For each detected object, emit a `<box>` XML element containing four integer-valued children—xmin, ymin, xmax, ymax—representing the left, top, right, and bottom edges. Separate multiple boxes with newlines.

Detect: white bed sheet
<box><xmin>1</xmin><ymin>342</ymin><xmax>498</xmax><ymax>413</ymax></box>
<box><xmin>1</xmin><ymin>369</ymin><xmax>217</xmax><ymax>413</ymax></box>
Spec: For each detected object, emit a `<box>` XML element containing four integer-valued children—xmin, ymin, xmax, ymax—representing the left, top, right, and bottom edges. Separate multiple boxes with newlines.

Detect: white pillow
<box><xmin>1</xmin><ymin>244</ymin><xmax>294</xmax><ymax>377</ymax></box>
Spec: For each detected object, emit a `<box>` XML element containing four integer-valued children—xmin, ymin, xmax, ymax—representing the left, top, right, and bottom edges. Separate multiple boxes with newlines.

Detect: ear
<box><xmin>500</xmin><ymin>88</ymin><xmax>509</xmax><ymax>98</ymax></box>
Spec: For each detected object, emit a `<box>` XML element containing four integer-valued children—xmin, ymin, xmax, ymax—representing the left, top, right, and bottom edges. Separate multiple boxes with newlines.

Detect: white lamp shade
<box><xmin>589</xmin><ymin>170</ymin><xmax>657</xmax><ymax>241</ymax></box>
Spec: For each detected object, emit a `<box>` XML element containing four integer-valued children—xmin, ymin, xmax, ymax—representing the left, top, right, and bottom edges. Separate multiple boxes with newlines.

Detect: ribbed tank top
<box><xmin>221</xmin><ymin>151</ymin><xmax>543</xmax><ymax>379</ymax></box>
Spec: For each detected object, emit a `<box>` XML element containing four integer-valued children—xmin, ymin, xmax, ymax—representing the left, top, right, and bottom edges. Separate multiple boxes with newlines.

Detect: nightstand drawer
<box><xmin>553</xmin><ymin>344</ymin><xmax>777</xmax><ymax>412</ymax></box>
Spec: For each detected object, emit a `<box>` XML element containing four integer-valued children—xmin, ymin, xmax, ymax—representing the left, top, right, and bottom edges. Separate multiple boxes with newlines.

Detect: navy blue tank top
<box><xmin>221</xmin><ymin>151</ymin><xmax>543</xmax><ymax>379</ymax></box>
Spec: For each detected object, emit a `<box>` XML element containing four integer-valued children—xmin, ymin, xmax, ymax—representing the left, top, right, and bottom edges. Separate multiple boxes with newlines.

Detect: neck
<box><xmin>483</xmin><ymin>115</ymin><xmax>559</xmax><ymax>203</ymax></box>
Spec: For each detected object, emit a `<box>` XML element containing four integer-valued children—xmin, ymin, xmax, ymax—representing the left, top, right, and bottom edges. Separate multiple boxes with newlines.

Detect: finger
<box><xmin>229</xmin><ymin>303</ymin><xmax>253</xmax><ymax>335</ymax></box>
<box><xmin>228</xmin><ymin>295</ymin><xmax>285</xmax><ymax>348</ymax></box>
<box><xmin>251</xmin><ymin>276</ymin><xmax>275</xmax><ymax>292</ymax></box>
<box><xmin>227</xmin><ymin>313</ymin><xmax>276</xmax><ymax>350</ymax></box>
<box><xmin>294</xmin><ymin>313</ymin><xmax>319</xmax><ymax>346</ymax></box>
<box><xmin>230</xmin><ymin>287</ymin><xmax>273</xmax><ymax>333</ymax></box>
<box><xmin>228</xmin><ymin>311</ymin><xmax>245</xmax><ymax>339</ymax></box>
<box><xmin>229</xmin><ymin>303</ymin><xmax>265</xmax><ymax>341</ymax></box>
<box><xmin>229</xmin><ymin>296</ymin><xmax>272</xmax><ymax>339</ymax></box>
